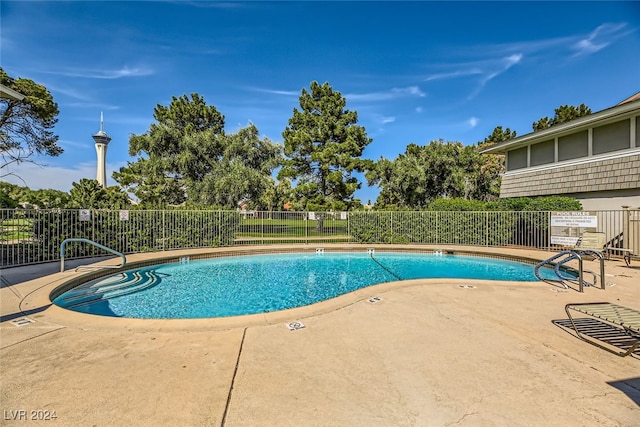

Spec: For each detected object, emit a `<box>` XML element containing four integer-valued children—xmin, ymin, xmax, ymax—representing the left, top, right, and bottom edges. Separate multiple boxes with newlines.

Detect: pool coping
<box><xmin>15</xmin><ymin>244</ymin><xmax>565</xmax><ymax>331</ymax></box>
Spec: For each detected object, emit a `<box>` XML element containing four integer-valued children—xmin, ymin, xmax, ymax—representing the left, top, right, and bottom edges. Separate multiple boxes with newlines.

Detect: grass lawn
<box><xmin>0</xmin><ymin>218</ymin><xmax>33</xmax><ymax>241</ymax></box>
<box><xmin>237</xmin><ymin>218</ymin><xmax>349</xmax><ymax>238</ymax></box>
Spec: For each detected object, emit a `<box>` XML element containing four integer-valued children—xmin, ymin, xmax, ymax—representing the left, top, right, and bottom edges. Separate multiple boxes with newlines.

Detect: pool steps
<box><xmin>56</xmin><ymin>270</ymin><xmax>161</xmax><ymax>308</ymax></box>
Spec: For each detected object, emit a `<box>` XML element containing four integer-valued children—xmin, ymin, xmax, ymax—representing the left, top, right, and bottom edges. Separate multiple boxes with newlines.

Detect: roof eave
<box><xmin>481</xmin><ymin>98</ymin><xmax>640</xmax><ymax>154</ymax></box>
<box><xmin>0</xmin><ymin>84</ymin><xmax>25</xmax><ymax>101</ymax></box>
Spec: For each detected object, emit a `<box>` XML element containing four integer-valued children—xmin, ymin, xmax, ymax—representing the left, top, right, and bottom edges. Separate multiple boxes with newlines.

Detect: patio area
<box><xmin>1</xmin><ymin>246</ymin><xmax>639</xmax><ymax>426</ymax></box>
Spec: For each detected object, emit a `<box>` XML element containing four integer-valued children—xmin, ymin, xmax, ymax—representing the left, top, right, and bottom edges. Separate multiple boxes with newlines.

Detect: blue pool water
<box><xmin>53</xmin><ymin>252</ymin><xmax>555</xmax><ymax>319</ymax></box>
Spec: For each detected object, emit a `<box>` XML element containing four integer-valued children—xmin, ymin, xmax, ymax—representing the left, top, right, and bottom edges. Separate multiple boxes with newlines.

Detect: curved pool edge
<box><xmin>20</xmin><ymin>244</ymin><xmax>557</xmax><ymax>331</ymax></box>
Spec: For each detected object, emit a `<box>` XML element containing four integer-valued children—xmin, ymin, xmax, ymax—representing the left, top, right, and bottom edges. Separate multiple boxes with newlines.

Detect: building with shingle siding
<box><xmin>481</xmin><ymin>93</ymin><xmax>640</xmax><ymax>211</ymax></box>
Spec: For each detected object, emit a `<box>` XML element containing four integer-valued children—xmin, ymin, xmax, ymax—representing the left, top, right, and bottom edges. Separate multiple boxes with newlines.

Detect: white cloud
<box><xmin>483</xmin><ymin>53</ymin><xmax>523</xmax><ymax>83</ymax></box>
<box><xmin>467</xmin><ymin>117</ymin><xmax>479</xmax><ymax>128</ymax></box>
<box><xmin>392</xmin><ymin>86</ymin><xmax>426</xmax><ymax>97</ymax></box>
<box><xmin>45</xmin><ymin>83</ymin><xmax>121</xmax><ymax>110</ymax></box>
<box><xmin>45</xmin><ymin>66</ymin><xmax>154</xmax><ymax>79</ymax></box>
<box><xmin>425</xmin><ymin>69</ymin><xmax>483</xmax><ymax>81</ymax></box>
<box><xmin>572</xmin><ymin>23</ymin><xmax>628</xmax><ymax>56</ymax></box>
<box><xmin>423</xmin><ymin>53</ymin><xmax>523</xmax><ymax>101</ymax></box>
<box><xmin>456</xmin><ymin>22</ymin><xmax>630</xmax><ymax>60</ymax></box>
<box><xmin>57</xmin><ymin>138</ymin><xmax>93</xmax><ymax>151</ymax></box>
<box><xmin>254</xmin><ymin>85</ymin><xmax>426</xmax><ymax>103</ymax></box>
<box><xmin>426</xmin><ymin>22</ymin><xmax>632</xmax><ymax>100</ymax></box>
<box><xmin>367</xmin><ymin>113</ymin><xmax>396</xmax><ymax>127</ymax></box>
<box><xmin>505</xmin><ymin>53</ymin><xmax>523</xmax><ymax>67</ymax></box>
<box><xmin>64</xmin><ymin>102</ymin><xmax>120</xmax><ymax>110</ymax></box>
<box><xmin>248</xmin><ymin>87</ymin><xmax>300</xmax><ymax>96</ymax></box>
<box><xmin>462</xmin><ymin>53</ymin><xmax>524</xmax><ymax>100</ymax></box>
<box><xmin>46</xmin><ymin>84</ymin><xmax>95</xmax><ymax>102</ymax></box>
<box><xmin>574</xmin><ymin>39</ymin><xmax>606</xmax><ymax>54</ymax></box>
<box><xmin>2</xmin><ymin>161</ymin><xmax>125</xmax><ymax>192</ymax></box>
<box><xmin>347</xmin><ymin>86</ymin><xmax>426</xmax><ymax>102</ymax></box>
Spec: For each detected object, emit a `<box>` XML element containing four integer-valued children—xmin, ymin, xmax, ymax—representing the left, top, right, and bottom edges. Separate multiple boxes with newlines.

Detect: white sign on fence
<box><xmin>550</xmin><ymin>211</ymin><xmax>597</xmax><ymax>228</ymax></box>
<box><xmin>79</xmin><ymin>209</ymin><xmax>91</xmax><ymax>221</ymax></box>
<box><xmin>550</xmin><ymin>236</ymin><xmax>580</xmax><ymax>246</ymax></box>
<box><xmin>550</xmin><ymin>211</ymin><xmax>598</xmax><ymax>247</ymax></box>
<box><xmin>119</xmin><ymin>210</ymin><xmax>129</xmax><ymax>221</ymax></box>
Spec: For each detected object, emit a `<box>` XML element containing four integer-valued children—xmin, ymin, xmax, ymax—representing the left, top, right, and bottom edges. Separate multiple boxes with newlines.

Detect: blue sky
<box><xmin>2</xmin><ymin>1</ymin><xmax>639</xmax><ymax>204</ymax></box>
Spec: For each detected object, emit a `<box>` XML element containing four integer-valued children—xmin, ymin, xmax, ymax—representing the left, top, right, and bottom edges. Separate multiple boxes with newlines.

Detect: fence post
<box><xmin>91</xmin><ymin>210</ymin><xmax>96</xmax><ymax>256</ymax></box>
<box><xmin>622</xmin><ymin>206</ymin><xmax>630</xmax><ymax>253</ymax></box>
<box><xmin>485</xmin><ymin>211</ymin><xmax>489</xmax><ymax>246</ymax></box>
<box><xmin>547</xmin><ymin>211</ymin><xmax>552</xmax><ymax>251</ymax></box>
<box><xmin>162</xmin><ymin>210</ymin><xmax>166</xmax><ymax>251</ymax></box>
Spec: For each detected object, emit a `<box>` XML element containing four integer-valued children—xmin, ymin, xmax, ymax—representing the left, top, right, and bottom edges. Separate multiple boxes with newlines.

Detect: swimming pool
<box><xmin>53</xmin><ymin>252</ymin><xmax>556</xmax><ymax>319</ymax></box>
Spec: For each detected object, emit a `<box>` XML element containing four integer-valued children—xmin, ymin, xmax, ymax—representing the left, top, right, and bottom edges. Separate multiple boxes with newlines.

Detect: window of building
<box><xmin>593</xmin><ymin>119</ymin><xmax>630</xmax><ymax>155</ymax></box>
<box><xmin>558</xmin><ymin>130</ymin><xmax>588</xmax><ymax>161</ymax></box>
<box><xmin>530</xmin><ymin>139</ymin><xmax>555</xmax><ymax>166</ymax></box>
<box><xmin>506</xmin><ymin>146</ymin><xmax>527</xmax><ymax>171</ymax></box>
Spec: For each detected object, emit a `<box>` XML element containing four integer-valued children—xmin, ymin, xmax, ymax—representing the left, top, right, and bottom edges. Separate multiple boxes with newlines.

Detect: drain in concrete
<box><xmin>286</xmin><ymin>321</ymin><xmax>306</xmax><ymax>331</ymax></box>
<box><xmin>10</xmin><ymin>317</ymin><xmax>35</xmax><ymax>327</ymax></box>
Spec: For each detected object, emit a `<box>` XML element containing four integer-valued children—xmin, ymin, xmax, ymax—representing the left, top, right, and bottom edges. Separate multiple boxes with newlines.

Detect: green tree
<box><xmin>475</xmin><ymin>125</ymin><xmax>516</xmax><ymax>199</ymax></box>
<box><xmin>481</xmin><ymin>126</ymin><xmax>517</xmax><ymax>145</ymax></box>
<box><xmin>278</xmin><ymin>81</ymin><xmax>373</xmax><ymax>212</ymax></box>
<box><xmin>104</xmin><ymin>186</ymin><xmax>132</xmax><ymax>209</ymax></box>
<box><xmin>114</xmin><ymin>93</ymin><xmax>226</xmax><ymax>206</ymax></box>
<box><xmin>187</xmin><ymin>124</ymin><xmax>282</xmax><ymax>209</ymax></box>
<box><xmin>361</xmin><ymin>157</ymin><xmax>394</xmax><ymax>209</ymax></box>
<box><xmin>486</xmin><ymin>195</ymin><xmax>582</xmax><ymax>211</ymax></box>
<box><xmin>0</xmin><ymin>182</ymin><xmax>70</xmax><ymax>208</ymax></box>
<box><xmin>0</xmin><ymin>191</ymin><xmax>18</xmax><ymax>208</ymax></box>
<box><xmin>69</xmin><ymin>179</ymin><xmax>130</xmax><ymax>209</ymax></box>
<box><xmin>113</xmin><ymin>160</ymin><xmax>185</xmax><ymax>207</ymax></box>
<box><xmin>0</xmin><ymin>68</ymin><xmax>61</xmax><ymax>176</ymax></box>
<box><xmin>427</xmin><ymin>198</ymin><xmax>487</xmax><ymax>211</ymax></box>
<box><xmin>532</xmin><ymin>104</ymin><xmax>591</xmax><ymax>131</ymax></box>
<box><xmin>29</xmin><ymin>188</ymin><xmax>71</xmax><ymax>208</ymax></box>
<box><xmin>0</xmin><ymin>182</ymin><xmax>28</xmax><ymax>206</ymax></box>
<box><xmin>367</xmin><ymin>140</ymin><xmax>499</xmax><ymax>209</ymax></box>
<box><xmin>260</xmin><ymin>178</ymin><xmax>294</xmax><ymax>214</ymax></box>
<box><xmin>69</xmin><ymin>179</ymin><xmax>106</xmax><ymax>208</ymax></box>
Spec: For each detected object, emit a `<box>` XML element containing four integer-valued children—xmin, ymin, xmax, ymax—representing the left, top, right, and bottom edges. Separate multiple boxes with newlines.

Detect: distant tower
<box><xmin>92</xmin><ymin>112</ymin><xmax>111</xmax><ymax>188</ymax></box>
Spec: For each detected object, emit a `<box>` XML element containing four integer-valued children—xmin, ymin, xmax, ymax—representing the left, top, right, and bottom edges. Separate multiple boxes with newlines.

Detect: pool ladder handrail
<box><xmin>60</xmin><ymin>238</ymin><xmax>127</xmax><ymax>272</ymax></box>
<box><xmin>576</xmin><ymin>249</ymin><xmax>605</xmax><ymax>291</ymax></box>
<box><xmin>534</xmin><ymin>249</ymin><xmax>605</xmax><ymax>292</ymax></box>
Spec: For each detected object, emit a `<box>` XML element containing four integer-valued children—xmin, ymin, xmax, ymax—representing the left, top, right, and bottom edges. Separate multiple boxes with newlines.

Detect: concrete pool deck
<box><xmin>1</xmin><ymin>245</ymin><xmax>639</xmax><ymax>426</ymax></box>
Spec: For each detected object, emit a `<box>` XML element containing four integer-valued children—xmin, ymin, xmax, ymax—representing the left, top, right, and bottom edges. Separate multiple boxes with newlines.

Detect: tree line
<box><xmin>1</xmin><ymin>68</ymin><xmax>591</xmax><ymax>211</ymax></box>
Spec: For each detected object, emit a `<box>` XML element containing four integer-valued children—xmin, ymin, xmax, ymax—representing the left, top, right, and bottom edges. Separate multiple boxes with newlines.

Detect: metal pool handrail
<box><xmin>535</xmin><ymin>250</ymin><xmax>585</xmax><ymax>291</ymax></box>
<box><xmin>535</xmin><ymin>249</ymin><xmax>606</xmax><ymax>292</ymax></box>
<box><xmin>60</xmin><ymin>238</ymin><xmax>127</xmax><ymax>272</ymax></box>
